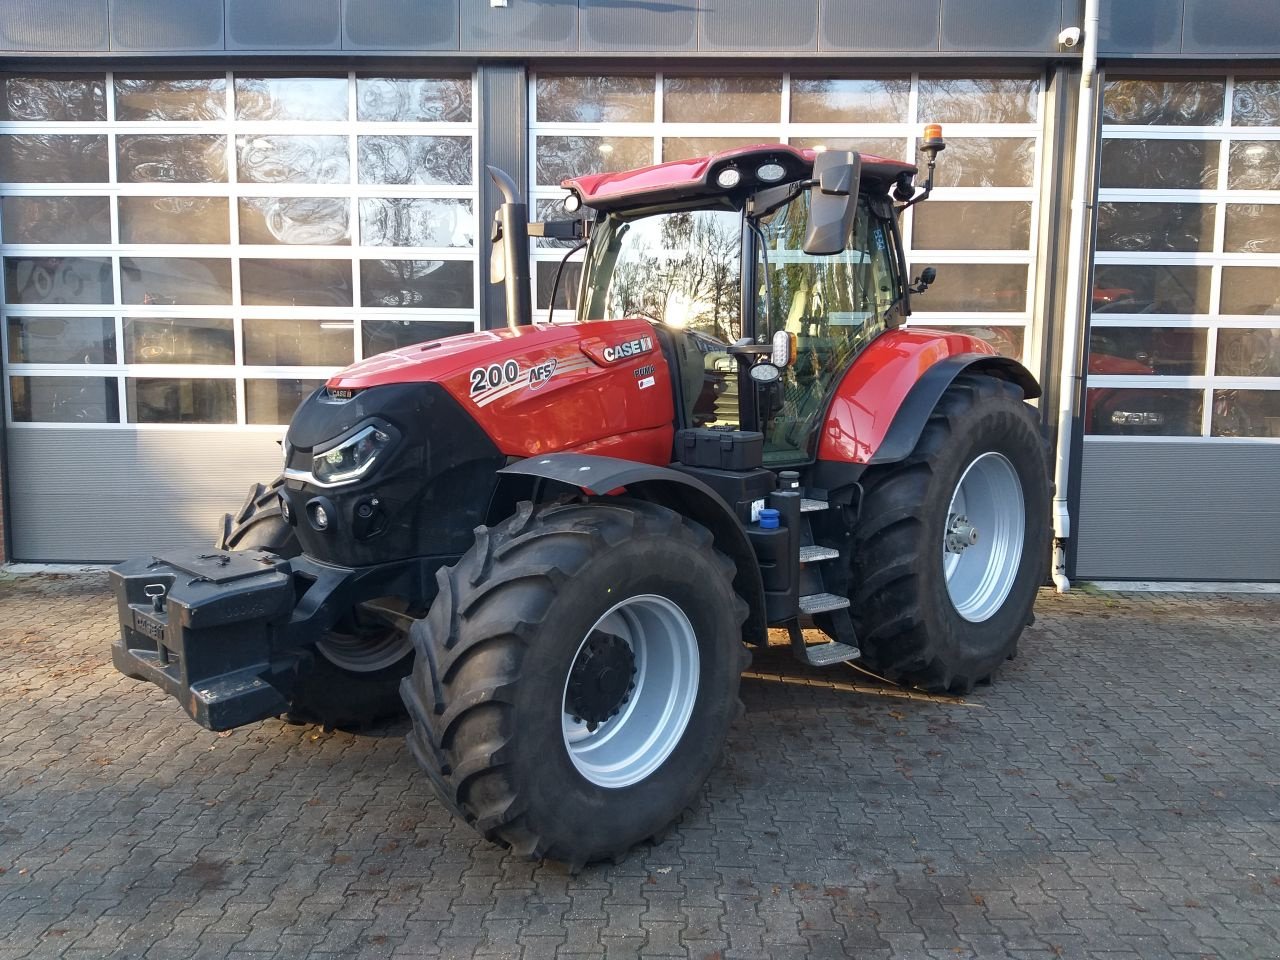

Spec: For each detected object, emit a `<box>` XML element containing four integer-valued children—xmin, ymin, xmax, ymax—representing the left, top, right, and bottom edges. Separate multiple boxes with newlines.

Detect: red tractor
<box><xmin>111</xmin><ymin>131</ymin><xmax>1050</xmax><ymax>867</ymax></box>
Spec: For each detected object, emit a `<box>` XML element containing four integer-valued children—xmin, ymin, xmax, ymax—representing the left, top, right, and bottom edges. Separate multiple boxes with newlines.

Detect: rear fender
<box><xmin>817</xmin><ymin>329</ymin><xmax>1040</xmax><ymax>466</ymax></box>
<box><xmin>491</xmin><ymin>454</ymin><xmax>767</xmax><ymax>645</ymax></box>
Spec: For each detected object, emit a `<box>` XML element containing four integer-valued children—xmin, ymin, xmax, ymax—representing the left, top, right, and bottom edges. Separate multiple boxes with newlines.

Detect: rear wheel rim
<box><xmin>562</xmin><ymin>594</ymin><xmax>700</xmax><ymax>789</ymax></box>
<box><xmin>942</xmin><ymin>451</ymin><xmax>1025</xmax><ymax>623</ymax></box>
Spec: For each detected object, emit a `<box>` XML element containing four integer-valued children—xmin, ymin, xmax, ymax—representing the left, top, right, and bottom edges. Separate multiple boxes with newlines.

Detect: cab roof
<box><xmin>564</xmin><ymin>143</ymin><xmax>917</xmax><ymax>213</ymax></box>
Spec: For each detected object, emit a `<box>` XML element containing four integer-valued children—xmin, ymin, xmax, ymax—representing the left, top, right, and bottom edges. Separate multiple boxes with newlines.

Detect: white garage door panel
<box><xmin>8</xmin><ymin>428</ymin><xmax>284</xmax><ymax>561</ymax></box>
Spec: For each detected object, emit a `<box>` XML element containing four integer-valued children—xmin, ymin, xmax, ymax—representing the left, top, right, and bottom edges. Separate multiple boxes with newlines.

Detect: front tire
<box><xmin>218</xmin><ymin>476</ymin><xmax>412</xmax><ymax>728</ymax></box>
<box><xmin>401</xmin><ymin>499</ymin><xmax>749</xmax><ymax>866</ymax></box>
<box><xmin>845</xmin><ymin>374</ymin><xmax>1050</xmax><ymax>693</ymax></box>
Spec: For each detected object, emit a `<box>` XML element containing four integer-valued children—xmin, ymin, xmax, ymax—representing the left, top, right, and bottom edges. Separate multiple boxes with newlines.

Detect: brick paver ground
<box><xmin>1</xmin><ymin>572</ymin><xmax>1279</xmax><ymax>959</ymax></box>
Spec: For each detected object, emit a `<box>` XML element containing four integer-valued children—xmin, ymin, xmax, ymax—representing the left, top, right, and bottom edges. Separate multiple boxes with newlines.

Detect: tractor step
<box><xmin>800</xmin><ymin>498</ymin><xmax>829</xmax><ymax>513</ymax></box>
<box><xmin>798</xmin><ymin>592</ymin><xmax>850</xmax><ymax>614</ymax></box>
<box><xmin>786</xmin><ymin>621</ymin><xmax>860</xmax><ymax>667</ymax></box>
<box><xmin>798</xmin><ymin>545</ymin><xmax>839</xmax><ymax>563</ymax></box>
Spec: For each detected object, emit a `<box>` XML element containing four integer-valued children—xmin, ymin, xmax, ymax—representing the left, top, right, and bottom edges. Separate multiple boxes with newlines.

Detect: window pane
<box><xmin>240</xmin><ymin>259</ymin><xmax>353</xmax><ymax>307</ymax></box>
<box><xmin>1225</xmin><ymin>204</ymin><xmax>1280</xmax><ymax>253</ymax></box>
<box><xmin>1216</xmin><ymin>329</ymin><xmax>1280</xmax><ymax>377</ymax></box>
<box><xmin>663</xmin><ymin>76</ymin><xmax>781</xmax><ymax>123</ymax></box>
<box><xmin>124</xmin><ymin>318</ymin><xmax>233</xmax><ymax>364</ymax></box>
<box><xmin>357</xmin><ymin>76</ymin><xmax>472</xmax><ymax>122</ymax></box>
<box><xmin>917</xmin><ymin>78</ymin><xmax>1038</xmax><ymax>123</ymax></box>
<box><xmin>1213</xmin><ymin>390</ymin><xmax>1280</xmax><ymax>438</ymax></box>
<box><xmin>1095</xmin><ymin>202</ymin><xmax>1215</xmax><ymax>253</ymax></box>
<box><xmin>235</xmin><ymin>77</ymin><xmax>347</xmax><ymax>121</ymax></box>
<box><xmin>0</xmin><ymin>134</ymin><xmax>108</xmax><ymax>182</ymax></box>
<box><xmin>117</xmin><ymin>134</ymin><xmax>228</xmax><ymax>183</ymax></box>
<box><xmin>362</xmin><ymin>319</ymin><xmax>469</xmax><ymax>356</ymax></box>
<box><xmin>1228</xmin><ymin>142</ymin><xmax>1280</xmax><ymax>191</ymax></box>
<box><xmin>1085</xmin><ymin>387</ymin><xmax>1202</xmax><ymax>436</ymax></box>
<box><xmin>246</xmin><ymin>378</ymin><xmax>325</xmax><ymax>425</ymax></box>
<box><xmin>10</xmin><ymin>376</ymin><xmax>118</xmax><ymax>423</ymax></box>
<box><xmin>930</xmin><ymin>138</ymin><xmax>1034</xmax><ymax>188</ymax></box>
<box><xmin>360</xmin><ymin>259</ymin><xmax>473</xmax><ymax>308</ymax></box>
<box><xmin>1</xmin><ymin>196</ymin><xmax>110</xmax><ymax>244</ymax></box>
<box><xmin>535</xmin><ymin>135</ymin><xmax>652</xmax><ymax>184</ymax></box>
<box><xmin>1089</xmin><ymin>327</ymin><xmax>1207</xmax><ymax>375</ymax></box>
<box><xmin>1102</xmin><ymin>79</ymin><xmax>1224</xmax><ymax>126</ymax></box>
<box><xmin>662</xmin><ymin>137</ymin><xmax>760</xmax><ymax>162</ymax></box>
<box><xmin>790</xmin><ymin>78</ymin><xmax>909</xmax><ymax>123</ymax></box>
<box><xmin>945</xmin><ymin>325</ymin><xmax>1025</xmax><ymax>362</ymax></box>
<box><xmin>357</xmin><ymin>135</ymin><xmax>471</xmax><ymax>186</ymax></box>
<box><xmin>1091</xmin><ymin>265</ymin><xmax>1212</xmax><ymax>315</ymax></box>
<box><xmin>238</xmin><ymin>197</ymin><xmax>350</xmax><ymax>246</ymax></box>
<box><xmin>536</xmin><ymin>75</ymin><xmax>653</xmax><ymax>123</ymax></box>
<box><xmin>911</xmin><ymin>201</ymin><xmax>1031</xmax><ymax>250</ymax></box>
<box><xmin>7</xmin><ymin>316</ymin><xmax>115</xmax><ymax>364</ymax></box>
<box><xmin>1100</xmin><ymin>139</ymin><xmax>1217</xmax><ymax>189</ymax></box>
<box><xmin>1233</xmin><ymin>80</ymin><xmax>1280</xmax><ymax>127</ymax></box>
<box><xmin>789</xmin><ymin>137</ymin><xmax>906</xmax><ymax>162</ymax></box>
<box><xmin>119</xmin><ymin>196</ymin><xmax>230</xmax><ymax>244</ymax></box>
<box><xmin>114</xmin><ymin>75</ymin><xmax>227</xmax><ymax>121</ymax></box>
<box><xmin>1</xmin><ymin>74</ymin><xmax>105</xmax><ymax>121</ymax></box>
<box><xmin>120</xmin><ymin>257</ymin><xmax>232</xmax><ymax>305</ymax></box>
<box><xmin>237</xmin><ymin>135</ymin><xmax>349</xmax><ymax>184</ymax></box>
<box><xmin>536</xmin><ymin>259</ymin><xmax>583</xmax><ymax>311</ymax></box>
<box><xmin>127</xmin><ymin>377</ymin><xmax>235</xmax><ymax>424</ymax></box>
<box><xmin>1220</xmin><ymin>266</ymin><xmax>1280</xmax><ymax>315</ymax></box>
<box><xmin>909</xmin><ymin>263</ymin><xmax>1028</xmax><ymax>313</ymax></box>
<box><xmin>359</xmin><ymin>198</ymin><xmax>474</xmax><ymax>247</ymax></box>
<box><xmin>244</xmin><ymin>318</ymin><xmax>354</xmax><ymax>366</ymax></box>
<box><xmin>4</xmin><ymin>257</ymin><xmax>113</xmax><ymax>305</ymax></box>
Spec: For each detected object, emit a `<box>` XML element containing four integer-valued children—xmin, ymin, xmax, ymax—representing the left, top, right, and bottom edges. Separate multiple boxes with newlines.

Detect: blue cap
<box><xmin>759</xmin><ymin>508</ymin><xmax>780</xmax><ymax>529</ymax></box>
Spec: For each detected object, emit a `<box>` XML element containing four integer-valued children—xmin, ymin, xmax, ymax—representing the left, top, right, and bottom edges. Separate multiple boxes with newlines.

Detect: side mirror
<box><xmin>803</xmin><ymin>150</ymin><xmax>861</xmax><ymax>256</ymax></box>
<box><xmin>910</xmin><ymin>266</ymin><xmax>937</xmax><ymax>294</ymax></box>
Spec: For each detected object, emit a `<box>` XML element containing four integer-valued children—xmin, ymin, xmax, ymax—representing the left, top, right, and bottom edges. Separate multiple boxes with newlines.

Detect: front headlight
<box><xmin>312</xmin><ymin>425</ymin><xmax>392</xmax><ymax>485</ymax></box>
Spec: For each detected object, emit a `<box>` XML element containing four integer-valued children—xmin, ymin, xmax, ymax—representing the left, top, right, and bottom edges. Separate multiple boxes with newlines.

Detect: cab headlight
<box><xmin>312</xmin><ymin>425</ymin><xmax>392</xmax><ymax>485</ymax></box>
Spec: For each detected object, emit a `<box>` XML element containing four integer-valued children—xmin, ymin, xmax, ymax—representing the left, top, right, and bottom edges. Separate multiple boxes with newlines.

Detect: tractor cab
<box><xmin>555</xmin><ymin>141</ymin><xmax>937</xmax><ymax>466</ymax></box>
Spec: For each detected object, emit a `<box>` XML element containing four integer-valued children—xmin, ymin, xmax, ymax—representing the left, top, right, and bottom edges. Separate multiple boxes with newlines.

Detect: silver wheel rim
<box><xmin>316</xmin><ymin>602</ymin><xmax>413</xmax><ymax>672</ymax></box>
<box><xmin>942</xmin><ymin>451</ymin><xmax>1025</xmax><ymax>623</ymax></box>
<box><xmin>562</xmin><ymin>595</ymin><xmax>700</xmax><ymax>789</ymax></box>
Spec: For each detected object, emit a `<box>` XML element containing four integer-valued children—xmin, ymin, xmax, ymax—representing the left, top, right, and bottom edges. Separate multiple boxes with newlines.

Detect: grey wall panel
<box><xmin>1075</xmin><ymin>442</ymin><xmax>1280</xmax><ymax>581</ymax></box>
<box><xmin>700</xmin><ymin>0</ymin><xmax>818</xmax><ymax>51</ymax></box>
<box><xmin>477</xmin><ymin>63</ymin><xmax>526</xmax><ymax>329</ymax></box>
<box><xmin>940</xmin><ymin>0</ymin><xmax>1060</xmax><ymax>51</ymax></box>
<box><xmin>110</xmin><ymin>0</ymin><xmax>225</xmax><ymax>51</ymax></box>
<box><xmin>818</xmin><ymin>0</ymin><xmax>941</xmax><ymax>52</ymax></box>
<box><xmin>227</xmin><ymin>0</ymin><xmax>341</xmax><ymax>49</ymax></box>
<box><xmin>1184</xmin><ymin>0</ymin><xmax>1280</xmax><ymax>54</ymax></box>
<box><xmin>580</xmin><ymin>0</ymin><xmax>697</xmax><ymax>52</ymax></box>
<box><xmin>460</xmin><ymin>0</ymin><xmax>576</xmax><ymax>51</ymax></box>
<box><xmin>342</xmin><ymin>0</ymin><xmax>458</xmax><ymax>51</ymax></box>
<box><xmin>7</xmin><ymin>429</ymin><xmax>284</xmax><ymax>563</ymax></box>
<box><xmin>0</xmin><ymin>0</ymin><xmax>107</xmax><ymax>51</ymax></box>
<box><xmin>1098</xmin><ymin>0</ymin><xmax>1183</xmax><ymax>55</ymax></box>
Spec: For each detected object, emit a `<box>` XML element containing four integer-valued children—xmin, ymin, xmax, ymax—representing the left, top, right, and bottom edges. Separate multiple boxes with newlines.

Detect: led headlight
<box><xmin>311</xmin><ymin>425</ymin><xmax>392</xmax><ymax>486</ymax></box>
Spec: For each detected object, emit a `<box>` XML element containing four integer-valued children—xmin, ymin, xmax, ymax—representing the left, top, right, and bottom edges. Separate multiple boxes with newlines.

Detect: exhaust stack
<box><xmin>487</xmin><ymin>165</ymin><xmax>533</xmax><ymax>328</ymax></box>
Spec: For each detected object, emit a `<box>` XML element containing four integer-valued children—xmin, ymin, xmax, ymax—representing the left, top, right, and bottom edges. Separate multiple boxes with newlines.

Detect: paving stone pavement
<box><xmin>1</xmin><ymin>572</ymin><xmax>1279</xmax><ymax>959</ymax></box>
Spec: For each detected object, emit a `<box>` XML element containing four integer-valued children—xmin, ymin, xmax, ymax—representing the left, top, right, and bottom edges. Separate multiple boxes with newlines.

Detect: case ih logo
<box><xmin>602</xmin><ymin>335</ymin><xmax>654</xmax><ymax>364</ymax></box>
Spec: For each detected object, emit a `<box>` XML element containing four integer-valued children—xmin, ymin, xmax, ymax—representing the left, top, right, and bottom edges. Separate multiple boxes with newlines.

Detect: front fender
<box><xmin>491</xmin><ymin>454</ymin><xmax>768</xmax><ymax>645</ymax></box>
<box><xmin>817</xmin><ymin>328</ymin><xmax>1040</xmax><ymax>466</ymax></box>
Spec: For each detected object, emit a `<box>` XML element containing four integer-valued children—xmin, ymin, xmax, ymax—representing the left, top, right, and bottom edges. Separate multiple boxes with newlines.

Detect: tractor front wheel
<box><xmin>844</xmin><ymin>374</ymin><xmax>1050</xmax><ymax>693</ymax></box>
<box><xmin>401</xmin><ymin>499</ymin><xmax>749</xmax><ymax>867</ymax></box>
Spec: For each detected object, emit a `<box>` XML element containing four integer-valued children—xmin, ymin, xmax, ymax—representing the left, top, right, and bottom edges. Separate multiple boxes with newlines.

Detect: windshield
<box><xmin>580</xmin><ymin>207</ymin><xmax>742</xmax><ymax>344</ymax></box>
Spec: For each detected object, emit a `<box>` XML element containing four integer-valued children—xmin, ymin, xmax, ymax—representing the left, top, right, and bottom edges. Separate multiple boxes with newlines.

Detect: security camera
<box><xmin>1058</xmin><ymin>26</ymin><xmax>1082</xmax><ymax>48</ymax></box>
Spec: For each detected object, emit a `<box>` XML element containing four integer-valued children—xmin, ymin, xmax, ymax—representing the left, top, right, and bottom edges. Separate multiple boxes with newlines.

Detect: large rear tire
<box><xmin>842</xmin><ymin>374</ymin><xmax>1049</xmax><ymax>693</ymax></box>
<box><xmin>218</xmin><ymin>477</ymin><xmax>412</xmax><ymax>728</ymax></box>
<box><xmin>401</xmin><ymin>499</ymin><xmax>749</xmax><ymax>867</ymax></box>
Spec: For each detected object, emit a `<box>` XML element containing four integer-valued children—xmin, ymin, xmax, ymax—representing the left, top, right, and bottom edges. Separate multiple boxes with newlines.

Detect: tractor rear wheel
<box><xmin>401</xmin><ymin>498</ymin><xmax>749</xmax><ymax>867</ymax></box>
<box><xmin>218</xmin><ymin>476</ymin><xmax>412</xmax><ymax>728</ymax></box>
<box><xmin>843</xmin><ymin>374</ymin><xmax>1049</xmax><ymax>693</ymax></box>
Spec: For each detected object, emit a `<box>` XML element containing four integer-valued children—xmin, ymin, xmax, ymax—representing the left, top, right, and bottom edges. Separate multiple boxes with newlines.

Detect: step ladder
<box><xmin>790</xmin><ymin>494</ymin><xmax>861</xmax><ymax>668</ymax></box>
